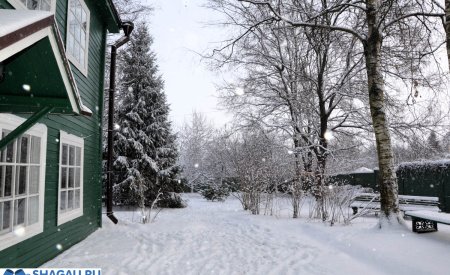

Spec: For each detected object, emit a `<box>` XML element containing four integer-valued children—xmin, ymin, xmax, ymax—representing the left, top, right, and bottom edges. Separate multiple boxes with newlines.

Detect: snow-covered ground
<box><xmin>43</xmin><ymin>194</ymin><xmax>450</xmax><ymax>275</ymax></box>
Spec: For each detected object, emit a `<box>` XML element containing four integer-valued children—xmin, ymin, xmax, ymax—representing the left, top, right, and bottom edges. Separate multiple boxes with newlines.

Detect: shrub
<box><xmin>157</xmin><ymin>192</ymin><xmax>188</xmax><ymax>208</ymax></box>
<box><xmin>198</xmin><ymin>182</ymin><xmax>230</xmax><ymax>202</ymax></box>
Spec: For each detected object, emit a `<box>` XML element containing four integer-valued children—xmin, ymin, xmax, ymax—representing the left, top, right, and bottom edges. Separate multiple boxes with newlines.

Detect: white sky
<box><xmin>147</xmin><ymin>0</ymin><xmax>230</xmax><ymax>128</ymax></box>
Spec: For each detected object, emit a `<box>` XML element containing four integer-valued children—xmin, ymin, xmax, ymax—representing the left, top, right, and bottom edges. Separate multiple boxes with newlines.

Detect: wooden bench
<box><xmin>350</xmin><ymin>193</ymin><xmax>440</xmax><ymax>215</ymax></box>
<box><xmin>405</xmin><ymin>210</ymin><xmax>450</xmax><ymax>233</ymax></box>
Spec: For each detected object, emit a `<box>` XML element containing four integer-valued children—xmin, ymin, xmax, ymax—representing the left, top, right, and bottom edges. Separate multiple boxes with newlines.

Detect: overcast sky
<box><xmin>147</xmin><ymin>0</ymin><xmax>230</xmax><ymax>128</ymax></box>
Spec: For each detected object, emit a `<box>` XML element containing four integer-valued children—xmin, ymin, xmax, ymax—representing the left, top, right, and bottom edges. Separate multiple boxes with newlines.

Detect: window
<box><xmin>66</xmin><ymin>0</ymin><xmax>90</xmax><ymax>76</ymax></box>
<box><xmin>7</xmin><ymin>0</ymin><xmax>55</xmax><ymax>12</ymax></box>
<box><xmin>0</xmin><ymin>114</ymin><xmax>47</xmax><ymax>250</ymax></box>
<box><xmin>58</xmin><ymin>131</ymin><xmax>83</xmax><ymax>225</ymax></box>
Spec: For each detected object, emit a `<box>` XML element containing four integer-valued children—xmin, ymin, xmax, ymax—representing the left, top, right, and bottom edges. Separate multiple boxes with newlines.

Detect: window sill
<box><xmin>0</xmin><ymin>223</ymin><xmax>43</xmax><ymax>251</ymax></box>
<box><xmin>58</xmin><ymin>209</ymin><xmax>83</xmax><ymax>226</ymax></box>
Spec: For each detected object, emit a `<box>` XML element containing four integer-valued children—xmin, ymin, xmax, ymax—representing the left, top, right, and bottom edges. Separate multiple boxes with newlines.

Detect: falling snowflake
<box><xmin>235</xmin><ymin>88</ymin><xmax>244</xmax><ymax>96</ymax></box>
<box><xmin>324</xmin><ymin>131</ymin><xmax>334</xmax><ymax>140</ymax></box>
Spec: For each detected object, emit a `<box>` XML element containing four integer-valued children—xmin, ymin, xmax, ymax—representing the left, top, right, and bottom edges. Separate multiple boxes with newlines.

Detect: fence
<box><xmin>329</xmin><ymin>160</ymin><xmax>450</xmax><ymax>213</ymax></box>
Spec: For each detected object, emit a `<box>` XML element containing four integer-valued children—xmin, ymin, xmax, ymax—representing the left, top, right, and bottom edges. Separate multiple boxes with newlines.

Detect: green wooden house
<box><xmin>0</xmin><ymin>0</ymin><xmax>125</xmax><ymax>267</ymax></box>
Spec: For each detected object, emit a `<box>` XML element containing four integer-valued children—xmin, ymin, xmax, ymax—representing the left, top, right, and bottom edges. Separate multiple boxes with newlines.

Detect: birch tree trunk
<box><xmin>364</xmin><ymin>0</ymin><xmax>400</xmax><ymax>223</ymax></box>
<box><xmin>446</xmin><ymin>0</ymin><xmax>450</xmax><ymax>70</ymax></box>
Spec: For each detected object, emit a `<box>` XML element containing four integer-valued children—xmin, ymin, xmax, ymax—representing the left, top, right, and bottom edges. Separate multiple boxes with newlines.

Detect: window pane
<box><xmin>20</xmin><ymin>0</ymin><xmax>26</xmax><ymax>7</ymax></box>
<box><xmin>76</xmin><ymin>147</ymin><xmax>81</xmax><ymax>166</ymax></box>
<box><xmin>75</xmin><ymin>22</ymin><xmax>81</xmax><ymax>43</ymax></box>
<box><xmin>69</xmin><ymin>146</ymin><xmax>75</xmax><ymax>165</ymax></box>
<box><xmin>81</xmin><ymin>9</ymin><xmax>87</xmax><ymax>28</ymax></box>
<box><xmin>80</xmin><ymin>29</ymin><xmax>86</xmax><ymax>48</ymax></box>
<box><xmin>0</xmin><ymin>130</ymin><xmax>14</xmax><ymax>162</ymax></box>
<box><xmin>2</xmin><ymin>130</ymin><xmax>14</xmax><ymax>163</ymax></box>
<box><xmin>62</xmin><ymin>144</ymin><xmax>68</xmax><ymax>165</ymax></box>
<box><xmin>30</xmin><ymin>136</ymin><xmax>41</xmax><ymax>164</ymax></box>
<box><xmin>68</xmin><ymin>34</ymin><xmax>75</xmax><ymax>56</ymax></box>
<box><xmin>28</xmin><ymin>196</ymin><xmax>39</xmax><ymax>225</ymax></box>
<box><xmin>80</xmin><ymin>49</ymin><xmax>85</xmax><ymax>67</ymax></box>
<box><xmin>68</xmin><ymin>168</ymin><xmax>74</xmax><ymax>188</ymax></box>
<box><xmin>27</xmin><ymin>0</ymin><xmax>38</xmax><ymax>10</ymax></box>
<box><xmin>61</xmin><ymin>167</ymin><xmax>67</xmax><ymax>189</ymax></box>
<box><xmin>75</xmin><ymin>167</ymin><xmax>81</xmax><ymax>188</ymax></box>
<box><xmin>70</xmin><ymin>0</ymin><xmax>76</xmax><ymax>10</ymax></box>
<box><xmin>76</xmin><ymin>1</ymin><xmax>82</xmax><ymax>21</ymax></box>
<box><xmin>2</xmin><ymin>201</ymin><xmax>11</xmax><ymax>232</ymax></box>
<box><xmin>60</xmin><ymin>190</ymin><xmax>67</xmax><ymax>212</ymax></box>
<box><xmin>16</xmin><ymin>166</ymin><xmax>27</xmax><ymax>196</ymax></box>
<box><xmin>29</xmin><ymin>166</ymin><xmax>39</xmax><ymax>194</ymax></box>
<box><xmin>69</xmin><ymin>12</ymin><xmax>76</xmax><ymax>35</ymax></box>
<box><xmin>74</xmin><ymin>189</ymin><xmax>80</xmax><ymax>209</ymax></box>
<box><xmin>68</xmin><ymin>190</ymin><xmax>74</xmax><ymax>210</ymax></box>
<box><xmin>0</xmin><ymin>166</ymin><xmax>3</xmax><ymax>197</ymax></box>
<box><xmin>41</xmin><ymin>0</ymin><xmax>50</xmax><ymax>11</ymax></box>
<box><xmin>14</xmin><ymin>199</ymin><xmax>26</xmax><ymax>226</ymax></box>
<box><xmin>18</xmin><ymin>135</ymin><xmax>29</xmax><ymax>164</ymax></box>
<box><xmin>74</xmin><ymin>42</ymin><xmax>80</xmax><ymax>62</ymax></box>
<box><xmin>4</xmin><ymin>166</ymin><xmax>12</xmax><ymax>197</ymax></box>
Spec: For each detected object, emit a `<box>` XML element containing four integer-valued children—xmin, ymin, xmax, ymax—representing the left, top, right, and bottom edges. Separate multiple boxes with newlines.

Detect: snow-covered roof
<box><xmin>0</xmin><ymin>10</ymin><xmax>91</xmax><ymax>117</ymax></box>
<box><xmin>352</xmin><ymin>167</ymin><xmax>374</xmax><ymax>174</ymax></box>
<box><xmin>0</xmin><ymin>10</ymin><xmax>53</xmax><ymax>37</ymax></box>
<box><xmin>397</xmin><ymin>159</ymin><xmax>450</xmax><ymax>170</ymax></box>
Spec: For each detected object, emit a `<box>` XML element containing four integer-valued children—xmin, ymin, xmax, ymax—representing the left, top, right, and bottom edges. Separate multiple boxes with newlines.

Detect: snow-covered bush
<box><xmin>157</xmin><ymin>192</ymin><xmax>187</xmax><ymax>208</ymax></box>
<box><xmin>198</xmin><ymin>181</ymin><xmax>230</xmax><ymax>202</ymax></box>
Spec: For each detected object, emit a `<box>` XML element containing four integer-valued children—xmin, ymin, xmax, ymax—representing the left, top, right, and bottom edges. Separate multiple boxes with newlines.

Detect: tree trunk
<box><xmin>446</xmin><ymin>0</ymin><xmax>450</xmax><ymax>70</ymax></box>
<box><xmin>315</xmin><ymin>144</ymin><xmax>328</xmax><ymax>221</ymax></box>
<box><xmin>364</xmin><ymin>1</ymin><xmax>400</xmax><ymax>224</ymax></box>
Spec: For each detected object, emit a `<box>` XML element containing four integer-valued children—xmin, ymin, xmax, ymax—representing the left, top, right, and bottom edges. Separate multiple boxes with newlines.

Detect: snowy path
<box><xmin>43</xmin><ymin>194</ymin><xmax>450</xmax><ymax>275</ymax></box>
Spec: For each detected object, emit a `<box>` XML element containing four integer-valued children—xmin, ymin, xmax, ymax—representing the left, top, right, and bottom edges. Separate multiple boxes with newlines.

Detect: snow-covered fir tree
<box><xmin>108</xmin><ymin>23</ymin><xmax>182</xmax><ymax>209</ymax></box>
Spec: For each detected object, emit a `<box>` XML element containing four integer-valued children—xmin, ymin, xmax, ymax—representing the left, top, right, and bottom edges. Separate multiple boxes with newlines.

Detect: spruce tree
<box><xmin>111</xmin><ymin>23</ymin><xmax>181</xmax><ymax>210</ymax></box>
<box><xmin>428</xmin><ymin>131</ymin><xmax>441</xmax><ymax>153</ymax></box>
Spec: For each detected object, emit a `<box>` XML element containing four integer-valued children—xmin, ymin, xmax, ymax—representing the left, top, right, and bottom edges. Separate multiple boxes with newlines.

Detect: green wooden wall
<box><xmin>0</xmin><ymin>0</ymin><xmax>109</xmax><ymax>267</ymax></box>
<box><xmin>329</xmin><ymin>161</ymin><xmax>450</xmax><ymax>213</ymax></box>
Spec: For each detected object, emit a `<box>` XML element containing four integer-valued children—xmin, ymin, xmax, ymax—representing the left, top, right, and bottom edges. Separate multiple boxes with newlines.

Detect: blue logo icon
<box><xmin>3</xmin><ymin>270</ymin><xmax>27</xmax><ymax>275</ymax></box>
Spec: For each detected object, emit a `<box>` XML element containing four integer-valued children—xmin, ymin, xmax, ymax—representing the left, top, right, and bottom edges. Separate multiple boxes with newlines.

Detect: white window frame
<box><xmin>66</xmin><ymin>0</ymin><xmax>90</xmax><ymax>77</ymax></box>
<box><xmin>7</xmin><ymin>0</ymin><xmax>56</xmax><ymax>12</ymax></box>
<box><xmin>0</xmin><ymin>114</ymin><xmax>47</xmax><ymax>251</ymax></box>
<box><xmin>57</xmin><ymin>131</ymin><xmax>84</xmax><ymax>225</ymax></box>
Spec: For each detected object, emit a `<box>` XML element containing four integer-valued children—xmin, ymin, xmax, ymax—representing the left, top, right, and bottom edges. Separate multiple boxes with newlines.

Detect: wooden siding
<box><xmin>0</xmin><ymin>0</ymin><xmax>109</xmax><ymax>267</ymax></box>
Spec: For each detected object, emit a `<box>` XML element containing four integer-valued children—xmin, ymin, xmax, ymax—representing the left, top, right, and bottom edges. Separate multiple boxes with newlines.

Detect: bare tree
<box><xmin>213</xmin><ymin>127</ymin><xmax>291</xmax><ymax>215</ymax></box>
<box><xmin>177</xmin><ymin>111</ymin><xmax>215</xmax><ymax>192</ymax></box>
<box><xmin>206</xmin><ymin>1</ymin><xmax>372</xmax><ymax>219</ymax></box>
